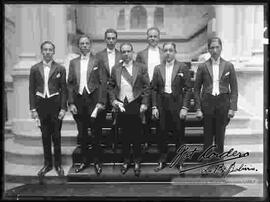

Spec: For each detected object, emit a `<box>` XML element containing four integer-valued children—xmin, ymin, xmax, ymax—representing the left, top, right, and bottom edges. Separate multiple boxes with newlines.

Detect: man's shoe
<box><xmin>143</xmin><ymin>142</ymin><xmax>149</xmax><ymax>151</ymax></box>
<box><xmin>120</xmin><ymin>163</ymin><xmax>129</xmax><ymax>175</ymax></box>
<box><xmin>75</xmin><ymin>163</ymin><xmax>87</xmax><ymax>173</ymax></box>
<box><xmin>154</xmin><ymin>162</ymin><xmax>166</xmax><ymax>172</ymax></box>
<box><xmin>37</xmin><ymin>165</ymin><xmax>52</xmax><ymax>177</ymax></box>
<box><xmin>94</xmin><ymin>163</ymin><xmax>102</xmax><ymax>176</ymax></box>
<box><xmin>55</xmin><ymin>166</ymin><xmax>65</xmax><ymax>176</ymax></box>
<box><xmin>134</xmin><ymin>162</ymin><xmax>141</xmax><ymax>177</ymax></box>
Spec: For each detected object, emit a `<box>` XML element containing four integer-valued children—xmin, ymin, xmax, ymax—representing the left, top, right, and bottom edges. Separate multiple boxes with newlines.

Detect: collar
<box><xmin>165</xmin><ymin>59</ymin><xmax>175</xmax><ymax>67</ymax></box>
<box><xmin>211</xmin><ymin>57</ymin><xmax>220</xmax><ymax>65</ymax></box>
<box><xmin>148</xmin><ymin>45</ymin><xmax>159</xmax><ymax>52</ymax></box>
<box><xmin>107</xmin><ymin>48</ymin><xmax>115</xmax><ymax>54</ymax></box>
<box><xmin>43</xmin><ymin>60</ymin><xmax>53</xmax><ymax>67</ymax></box>
<box><xmin>81</xmin><ymin>52</ymin><xmax>90</xmax><ymax>60</ymax></box>
<box><xmin>123</xmin><ymin>60</ymin><xmax>133</xmax><ymax>69</ymax></box>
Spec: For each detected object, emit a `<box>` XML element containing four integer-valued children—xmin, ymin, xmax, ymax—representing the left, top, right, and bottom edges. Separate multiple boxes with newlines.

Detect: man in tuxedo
<box><xmin>136</xmin><ymin>27</ymin><xmax>164</xmax><ymax>149</ymax></box>
<box><xmin>151</xmin><ymin>42</ymin><xmax>192</xmax><ymax>172</ymax></box>
<box><xmin>67</xmin><ymin>35</ymin><xmax>106</xmax><ymax>175</ymax></box>
<box><xmin>96</xmin><ymin>28</ymin><xmax>122</xmax><ymax>150</ymax></box>
<box><xmin>29</xmin><ymin>41</ymin><xmax>67</xmax><ymax>177</ymax></box>
<box><xmin>194</xmin><ymin>37</ymin><xmax>238</xmax><ymax>163</ymax></box>
<box><xmin>108</xmin><ymin>42</ymin><xmax>150</xmax><ymax>177</ymax></box>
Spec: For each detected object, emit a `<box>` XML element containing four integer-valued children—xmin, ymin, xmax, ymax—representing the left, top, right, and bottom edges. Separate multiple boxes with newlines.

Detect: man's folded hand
<box><xmin>140</xmin><ymin>104</ymin><xmax>148</xmax><ymax>113</ymax></box>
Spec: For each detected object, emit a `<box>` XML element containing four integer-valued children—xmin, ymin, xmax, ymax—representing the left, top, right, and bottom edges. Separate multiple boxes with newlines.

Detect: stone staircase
<box><xmin>5</xmin><ymin>106</ymin><xmax>264</xmax><ymax>184</ymax></box>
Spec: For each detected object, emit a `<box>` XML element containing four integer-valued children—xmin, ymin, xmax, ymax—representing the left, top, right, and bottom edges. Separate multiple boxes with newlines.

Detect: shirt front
<box><xmin>79</xmin><ymin>52</ymin><xmax>91</xmax><ymax>94</ymax></box>
<box><xmin>211</xmin><ymin>57</ymin><xmax>220</xmax><ymax>95</ymax></box>
<box><xmin>107</xmin><ymin>48</ymin><xmax>116</xmax><ymax>75</ymax></box>
<box><xmin>119</xmin><ymin>60</ymin><xmax>134</xmax><ymax>103</ymax></box>
<box><xmin>39</xmin><ymin>60</ymin><xmax>59</xmax><ymax>98</ymax></box>
<box><xmin>147</xmin><ymin>46</ymin><xmax>161</xmax><ymax>82</ymax></box>
<box><xmin>164</xmin><ymin>60</ymin><xmax>175</xmax><ymax>94</ymax></box>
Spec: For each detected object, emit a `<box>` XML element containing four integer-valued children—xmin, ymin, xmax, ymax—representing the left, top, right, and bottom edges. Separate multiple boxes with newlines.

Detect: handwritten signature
<box><xmin>169</xmin><ymin>144</ymin><xmax>257</xmax><ymax>176</ymax></box>
<box><xmin>201</xmin><ymin>162</ymin><xmax>258</xmax><ymax>177</ymax></box>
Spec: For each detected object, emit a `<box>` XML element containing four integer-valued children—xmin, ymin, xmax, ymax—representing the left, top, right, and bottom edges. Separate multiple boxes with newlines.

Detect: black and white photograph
<box><xmin>2</xmin><ymin>2</ymin><xmax>269</xmax><ymax>200</ymax></box>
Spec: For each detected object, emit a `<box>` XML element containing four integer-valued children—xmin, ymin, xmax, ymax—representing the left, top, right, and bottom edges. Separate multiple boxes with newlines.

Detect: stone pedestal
<box><xmin>10</xmin><ymin>5</ymin><xmax>68</xmax><ymax>135</ymax></box>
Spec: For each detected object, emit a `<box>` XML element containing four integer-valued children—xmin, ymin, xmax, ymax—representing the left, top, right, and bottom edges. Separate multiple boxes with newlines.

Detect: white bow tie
<box><xmin>81</xmin><ymin>55</ymin><xmax>89</xmax><ymax>60</ymax></box>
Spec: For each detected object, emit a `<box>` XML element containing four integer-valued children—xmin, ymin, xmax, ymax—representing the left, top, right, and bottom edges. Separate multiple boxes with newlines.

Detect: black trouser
<box><xmin>101</xmin><ymin>92</ymin><xmax>116</xmax><ymax>148</ymax></box>
<box><xmin>143</xmin><ymin>96</ymin><xmax>159</xmax><ymax>145</ymax></box>
<box><xmin>202</xmin><ymin>93</ymin><xmax>230</xmax><ymax>162</ymax></box>
<box><xmin>117</xmin><ymin>98</ymin><xmax>143</xmax><ymax>164</ymax></box>
<box><xmin>36</xmin><ymin>95</ymin><xmax>62</xmax><ymax>167</ymax></box>
<box><xmin>74</xmin><ymin>89</ymin><xmax>102</xmax><ymax>164</ymax></box>
<box><xmin>158</xmin><ymin>93</ymin><xmax>185</xmax><ymax>163</ymax></box>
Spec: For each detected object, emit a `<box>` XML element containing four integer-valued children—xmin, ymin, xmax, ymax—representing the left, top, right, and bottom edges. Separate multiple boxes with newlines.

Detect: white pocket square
<box><xmin>56</xmin><ymin>73</ymin><xmax>61</xmax><ymax>78</ymax></box>
<box><xmin>177</xmin><ymin>73</ymin><xmax>184</xmax><ymax>77</ymax></box>
<box><xmin>224</xmin><ymin>72</ymin><xmax>230</xmax><ymax>77</ymax></box>
<box><xmin>93</xmin><ymin>66</ymin><xmax>98</xmax><ymax>70</ymax></box>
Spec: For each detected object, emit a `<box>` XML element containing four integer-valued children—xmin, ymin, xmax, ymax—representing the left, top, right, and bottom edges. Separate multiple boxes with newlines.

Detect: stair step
<box><xmin>12</xmin><ymin>127</ymin><xmax>262</xmax><ymax>147</ymax></box>
<box><xmin>61</xmin><ymin>113</ymin><xmax>251</xmax><ymax>130</ymax></box>
<box><xmin>4</xmin><ymin>161</ymin><xmax>263</xmax><ymax>184</ymax></box>
<box><xmin>71</xmin><ymin>143</ymin><xmax>263</xmax><ymax>165</ymax></box>
<box><xmin>67</xmin><ymin>163</ymin><xmax>263</xmax><ymax>182</ymax></box>
<box><xmin>5</xmin><ymin>161</ymin><xmax>70</xmax><ymax>184</ymax></box>
<box><xmin>6</xmin><ymin>130</ymin><xmax>263</xmax><ymax>166</ymax></box>
<box><xmin>5</xmin><ymin>138</ymin><xmax>73</xmax><ymax>166</ymax></box>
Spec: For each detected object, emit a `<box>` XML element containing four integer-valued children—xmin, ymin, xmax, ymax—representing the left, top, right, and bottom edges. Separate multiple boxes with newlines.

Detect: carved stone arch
<box><xmin>154</xmin><ymin>7</ymin><xmax>164</xmax><ymax>28</ymax></box>
<box><xmin>117</xmin><ymin>8</ymin><xmax>125</xmax><ymax>30</ymax></box>
<box><xmin>130</xmin><ymin>5</ymin><xmax>147</xmax><ymax>29</ymax></box>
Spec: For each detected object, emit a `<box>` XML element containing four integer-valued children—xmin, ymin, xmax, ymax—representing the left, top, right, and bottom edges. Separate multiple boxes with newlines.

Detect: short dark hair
<box><xmin>104</xmin><ymin>28</ymin><xmax>118</xmax><ymax>39</ymax></box>
<box><xmin>163</xmin><ymin>42</ymin><xmax>177</xmax><ymax>52</ymax></box>
<box><xmin>40</xmin><ymin>41</ymin><xmax>55</xmax><ymax>51</ymax></box>
<box><xmin>120</xmin><ymin>42</ymin><xmax>133</xmax><ymax>52</ymax></box>
<box><xmin>147</xmin><ymin>27</ymin><xmax>160</xmax><ymax>36</ymax></box>
<box><xmin>208</xmin><ymin>37</ymin><xmax>222</xmax><ymax>49</ymax></box>
<box><xmin>77</xmin><ymin>34</ymin><xmax>92</xmax><ymax>46</ymax></box>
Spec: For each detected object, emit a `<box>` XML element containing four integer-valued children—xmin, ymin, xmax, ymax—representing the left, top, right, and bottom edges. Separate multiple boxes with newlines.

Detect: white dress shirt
<box><xmin>36</xmin><ymin>60</ymin><xmax>59</xmax><ymax>98</ymax></box>
<box><xmin>107</xmin><ymin>48</ymin><xmax>116</xmax><ymax>75</ymax></box>
<box><xmin>211</xmin><ymin>57</ymin><xmax>220</xmax><ymax>96</ymax></box>
<box><xmin>79</xmin><ymin>52</ymin><xmax>91</xmax><ymax>95</ymax></box>
<box><xmin>148</xmin><ymin>46</ymin><xmax>161</xmax><ymax>82</ymax></box>
<box><xmin>119</xmin><ymin>60</ymin><xmax>134</xmax><ymax>103</ymax></box>
<box><xmin>164</xmin><ymin>60</ymin><xmax>175</xmax><ymax>94</ymax></box>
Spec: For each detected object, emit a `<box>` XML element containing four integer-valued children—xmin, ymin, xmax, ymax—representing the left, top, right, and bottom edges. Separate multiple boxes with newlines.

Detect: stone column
<box><xmin>48</xmin><ymin>5</ymin><xmax>67</xmax><ymax>64</ymax></box>
<box><xmin>214</xmin><ymin>5</ymin><xmax>237</xmax><ymax>61</ymax></box>
<box><xmin>125</xmin><ymin>7</ymin><xmax>131</xmax><ymax>30</ymax></box>
<box><xmin>12</xmin><ymin>5</ymin><xmax>40</xmax><ymax>127</ymax></box>
<box><xmin>213</xmin><ymin>5</ymin><xmax>264</xmax><ymax>129</ymax></box>
<box><xmin>11</xmin><ymin>5</ymin><xmax>68</xmax><ymax>133</ymax></box>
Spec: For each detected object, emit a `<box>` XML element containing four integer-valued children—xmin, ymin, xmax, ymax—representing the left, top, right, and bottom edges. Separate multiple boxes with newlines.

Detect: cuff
<box><xmin>182</xmin><ymin>106</ymin><xmax>188</xmax><ymax>110</ymax></box>
<box><xmin>31</xmin><ymin>109</ymin><xmax>36</xmax><ymax>112</ymax></box>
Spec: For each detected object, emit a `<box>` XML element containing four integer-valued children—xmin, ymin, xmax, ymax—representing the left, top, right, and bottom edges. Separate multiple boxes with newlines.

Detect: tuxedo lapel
<box><xmin>116</xmin><ymin>65</ymin><xmax>122</xmax><ymax>88</ymax></box>
<box><xmin>143</xmin><ymin>49</ymin><xmax>148</xmax><ymax>66</ymax></box>
<box><xmin>218</xmin><ymin>58</ymin><xmax>226</xmax><ymax>80</ymax></box>
<box><xmin>171</xmin><ymin>60</ymin><xmax>179</xmax><ymax>84</ymax></box>
<box><xmin>206</xmin><ymin>59</ymin><xmax>213</xmax><ymax>79</ymax></box>
<box><xmin>115</xmin><ymin>49</ymin><xmax>121</xmax><ymax>63</ymax></box>
<box><xmin>48</xmin><ymin>61</ymin><xmax>57</xmax><ymax>79</ymax></box>
<box><xmin>103</xmin><ymin>49</ymin><xmax>110</xmax><ymax>73</ymax></box>
<box><xmin>132</xmin><ymin>62</ymin><xmax>138</xmax><ymax>86</ymax></box>
<box><xmin>87</xmin><ymin>54</ymin><xmax>95</xmax><ymax>81</ymax></box>
<box><xmin>160</xmin><ymin>62</ymin><xmax>165</xmax><ymax>83</ymax></box>
<box><xmin>159</xmin><ymin>47</ymin><xmax>163</xmax><ymax>63</ymax></box>
<box><xmin>38</xmin><ymin>62</ymin><xmax>44</xmax><ymax>81</ymax></box>
<box><xmin>74</xmin><ymin>57</ymin><xmax>81</xmax><ymax>83</ymax></box>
